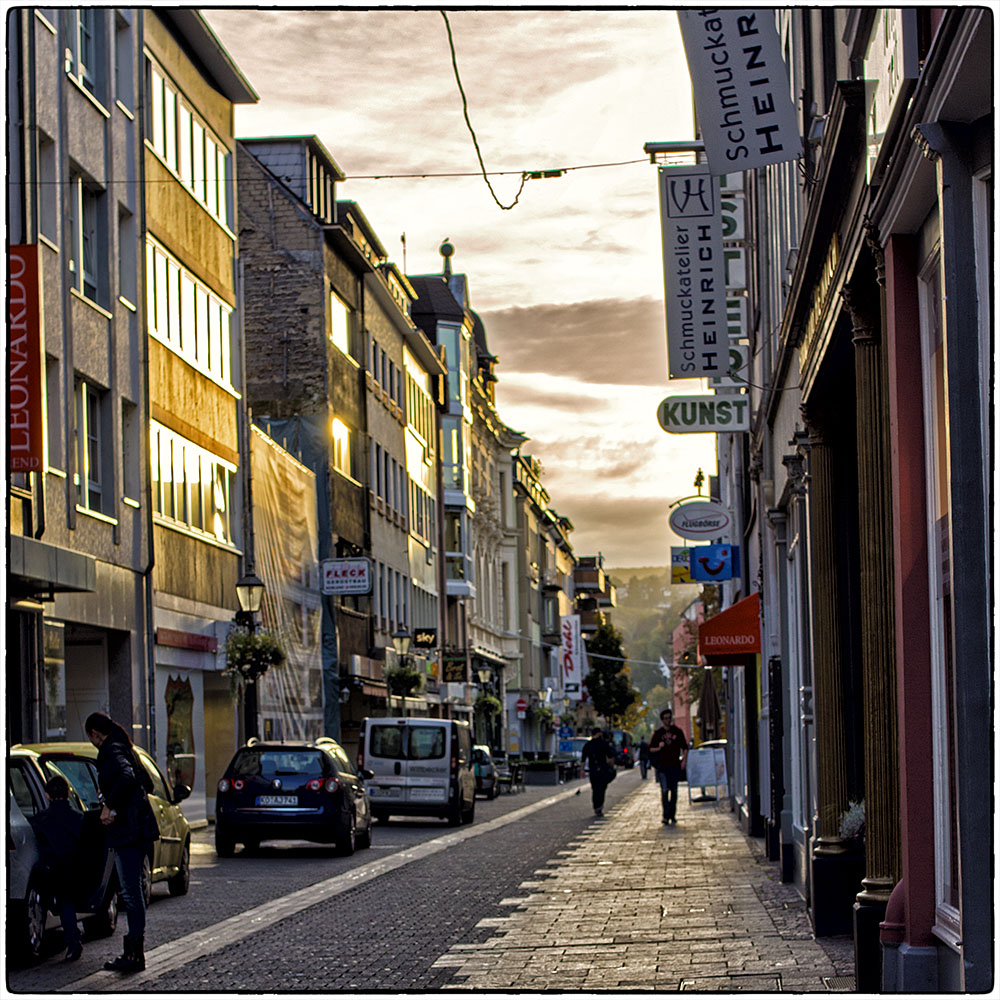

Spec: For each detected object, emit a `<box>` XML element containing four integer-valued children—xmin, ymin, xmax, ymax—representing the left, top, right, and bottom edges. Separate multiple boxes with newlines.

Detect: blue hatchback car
<box><xmin>215</xmin><ymin>738</ymin><xmax>374</xmax><ymax>857</ymax></box>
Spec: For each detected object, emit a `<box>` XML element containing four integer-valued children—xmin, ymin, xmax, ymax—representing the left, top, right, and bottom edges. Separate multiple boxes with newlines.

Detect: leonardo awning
<box><xmin>698</xmin><ymin>592</ymin><xmax>761</xmax><ymax>660</ymax></box>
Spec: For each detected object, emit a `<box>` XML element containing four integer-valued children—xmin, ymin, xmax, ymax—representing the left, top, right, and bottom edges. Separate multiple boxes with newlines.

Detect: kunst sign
<box><xmin>657</xmin><ymin>394</ymin><xmax>751</xmax><ymax>433</ymax></box>
<box><xmin>658</xmin><ymin>165</ymin><xmax>727</xmax><ymax>379</ymax></box>
<box><xmin>678</xmin><ymin>8</ymin><xmax>800</xmax><ymax>174</ymax></box>
<box><xmin>9</xmin><ymin>245</ymin><xmax>45</xmax><ymax>472</ymax></box>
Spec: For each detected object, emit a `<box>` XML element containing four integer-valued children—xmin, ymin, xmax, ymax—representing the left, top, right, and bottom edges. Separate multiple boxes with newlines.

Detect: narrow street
<box><xmin>8</xmin><ymin>772</ymin><xmax>854</xmax><ymax>994</ymax></box>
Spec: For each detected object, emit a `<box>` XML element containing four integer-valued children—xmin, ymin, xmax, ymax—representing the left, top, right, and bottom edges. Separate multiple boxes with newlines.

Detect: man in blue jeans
<box><xmin>648</xmin><ymin>708</ymin><xmax>688</xmax><ymax>825</ymax></box>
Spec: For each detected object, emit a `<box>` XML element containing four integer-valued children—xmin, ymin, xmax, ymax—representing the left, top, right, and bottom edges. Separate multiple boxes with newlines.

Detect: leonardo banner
<box><xmin>678</xmin><ymin>8</ymin><xmax>800</xmax><ymax>174</ymax></box>
<box><xmin>658</xmin><ymin>165</ymin><xmax>727</xmax><ymax>379</ymax></box>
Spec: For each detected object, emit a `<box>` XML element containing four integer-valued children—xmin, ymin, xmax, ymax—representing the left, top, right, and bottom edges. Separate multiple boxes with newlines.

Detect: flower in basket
<box><xmin>474</xmin><ymin>692</ymin><xmax>502</xmax><ymax>717</ymax></box>
<box><xmin>384</xmin><ymin>663</ymin><xmax>424</xmax><ymax>698</ymax></box>
<box><xmin>224</xmin><ymin>626</ymin><xmax>287</xmax><ymax>683</ymax></box>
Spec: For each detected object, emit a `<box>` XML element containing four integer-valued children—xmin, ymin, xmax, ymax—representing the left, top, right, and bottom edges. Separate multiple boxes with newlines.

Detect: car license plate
<box><xmin>409</xmin><ymin>787</ymin><xmax>445</xmax><ymax>802</ymax></box>
<box><xmin>256</xmin><ymin>795</ymin><xmax>297</xmax><ymax>806</ymax></box>
<box><xmin>372</xmin><ymin>786</ymin><xmax>401</xmax><ymax>798</ymax></box>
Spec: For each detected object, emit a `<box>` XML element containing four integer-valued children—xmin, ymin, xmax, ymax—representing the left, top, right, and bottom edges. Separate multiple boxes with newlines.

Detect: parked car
<box><xmin>563</xmin><ymin>736</ymin><xmax>590</xmax><ymax>760</ymax></box>
<box><xmin>472</xmin><ymin>745</ymin><xmax>498</xmax><ymax>799</ymax></box>
<box><xmin>6</xmin><ymin>748</ymin><xmax>119</xmax><ymax>963</ymax></box>
<box><xmin>17</xmin><ymin>741</ymin><xmax>193</xmax><ymax>903</ymax></box>
<box><xmin>215</xmin><ymin>737</ymin><xmax>373</xmax><ymax>857</ymax></box>
<box><xmin>610</xmin><ymin>729</ymin><xmax>635</xmax><ymax>768</ymax></box>
<box><xmin>358</xmin><ymin>717</ymin><xmax>476</xmax><ymax>826</ymax></box>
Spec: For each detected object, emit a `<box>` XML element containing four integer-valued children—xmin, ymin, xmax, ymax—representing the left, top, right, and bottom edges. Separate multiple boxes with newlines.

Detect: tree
<box><xmin>584</xmin><ymin>622</ymin><xmax>640</xmax><ymax>726</ymax></box>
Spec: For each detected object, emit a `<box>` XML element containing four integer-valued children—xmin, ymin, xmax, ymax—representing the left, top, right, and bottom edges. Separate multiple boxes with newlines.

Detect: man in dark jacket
<box><xmin>648</xmin><ymin>708</ymin><xmax>688</xmax><ymax>824</ymax></box>
<box><xmin>581</xmin><ymin>728</ymin><xmax>615</xmax><ymax>817</ymax></box>
<box><xmin>29</xmin><ymin>776</ymin><xmax>85</xmax><ymax>960</ymax></box>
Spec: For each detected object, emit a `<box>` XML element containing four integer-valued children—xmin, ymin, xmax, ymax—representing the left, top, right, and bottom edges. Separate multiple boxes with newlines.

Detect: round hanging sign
<box><xmin>669</xmin><ymin>499</ymin><xmax>732</xmax><ymax>540</ymax></box>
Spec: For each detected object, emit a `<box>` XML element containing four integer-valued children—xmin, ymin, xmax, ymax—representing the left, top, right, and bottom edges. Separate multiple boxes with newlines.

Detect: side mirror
<box><xmin>360</xmin><ymin>768</ymin><xmax>375</xmax><ymax>781</ymax></box>
<box><xmin>173</xmin><ymin>783</ymin><xmax>192</xmax><ymax>804</ymax></box>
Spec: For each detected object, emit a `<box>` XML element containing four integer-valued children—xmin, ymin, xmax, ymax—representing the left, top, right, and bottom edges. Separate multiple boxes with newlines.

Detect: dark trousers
<box><xmin>639</xmin><ymin>760</ymin><xmax>649</xmax><ymax>779</ymax></box>
<box><xmin>56</xmin><ymin>898</ymin><xmax>81</xmax><ymax>945</ymax></box>
<box><xmin>589</xmin><ymin>775</ymin><xmax>610</xmax><ymax>812</ymax></box>
<box><xmin>114</xmin><ymin>844</ymin><xmax>147</xmax><ymax>937</ymax></box>
<box><xmin>656</xmin><ymin>765</ymin><xmax>682</xmax><ymax>821</ymax></box>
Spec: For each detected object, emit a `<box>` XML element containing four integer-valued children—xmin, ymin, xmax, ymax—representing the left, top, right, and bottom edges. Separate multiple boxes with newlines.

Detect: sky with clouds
<box><xmin>207</xmin><ymin>7</ymin><xmax>719</xmax><ymax>567</ymax></box>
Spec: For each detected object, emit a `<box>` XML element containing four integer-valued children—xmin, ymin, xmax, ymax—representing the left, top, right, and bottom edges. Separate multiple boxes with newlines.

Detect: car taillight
<box><xmin>232</xmin><ymin>778</ymin><xmax>245</xmax><ymax>791</ymax></box>
<box><xmin>218</xmin><ymin>778</ymin><xmax>230</xmax><ymax>792</ymax></box>
<box><xmin>324</xmin><ymin>777</ymin><xmax>340</xmax><ymax>793</ymax></box>
<box><xmin>307</xmin><ymin>778</ymin><xmax>323</xmax><ymax>791</ymax></box>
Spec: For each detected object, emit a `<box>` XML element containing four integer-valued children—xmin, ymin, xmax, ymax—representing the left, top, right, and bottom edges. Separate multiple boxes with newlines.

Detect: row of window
<box><xmin>374</xmin><ymin>561</ymin><xmax>408</xmax><ymax>635</ymax></box>
<box><xmin>409</xmin><ymin>480</ymin><xmax>435</xmax><ymax>546</ymax></box>
<box><xmin>369</xmin><ymin>336</ymin><xmax>405</xmax><ymax>408</ymax></box>
<box><xmin>371</xmin><ymin>442</ymin><xmax>406</xmax><ymax>519</ymax></box>
<box><xmin>146</xmin><ymin>57</ymin><xmax>231</xmax><ymax>230</ymax></box>
<box><xmin>150</xmin><ymin>421</ymin><xmax>235</xmax><ymax>546</ymax></box>
<box><xmin>406</xmin><ymin>372</ymin><xmax>435</xmax><ymax>452</ymax></box>
<box><xmin>146</xmin><ymin>239</ymin><xmax>234</xmax><ymax>387</ymax></box>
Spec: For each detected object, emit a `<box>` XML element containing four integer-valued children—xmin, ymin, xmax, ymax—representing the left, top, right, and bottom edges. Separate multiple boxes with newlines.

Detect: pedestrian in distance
<box><xmin>28</xmin><ymin>775</ymin><xmax>86</xmax><ymax>961</ymax></box>
<box><xmin>85</xmin><ymin>711</ymin><xmax>160</xmax><ymax>973</ymax></box>
<box><xmin>638</xmin><ymin>738</ymin><xmax>650</xmax><ymax>780</ymax></box>
<box><xmin>649</xmin><ymin>708</ymin><xmax>688</xmax><ymax>825</ymax></box>
<box><xmin>581</xmin><ymin>727</ymin><xmax>616</xmax><ymax>816</ymax></box>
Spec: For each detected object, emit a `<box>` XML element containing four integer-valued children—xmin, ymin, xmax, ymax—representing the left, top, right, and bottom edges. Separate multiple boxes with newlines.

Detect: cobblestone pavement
<box><xmin>432</xmin><ymin>778</ymin><xmax>856</xmax><ymax>993</ymax></box>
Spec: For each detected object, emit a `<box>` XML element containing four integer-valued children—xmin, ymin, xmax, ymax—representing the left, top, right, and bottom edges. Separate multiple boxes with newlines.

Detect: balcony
<box><xmin>541</xmin><ymin>568</ymin><xmax>563</xmax><ymax>591</ymax></box>
<box><xmin>573</xmin><ymin>565</ymin><xmax>605</xmax><ymax>593</ymax></box>
<box><xmin>579</xmin><ymin>609</ymin><xmax>606</xmax><ymax>633</ymax></box>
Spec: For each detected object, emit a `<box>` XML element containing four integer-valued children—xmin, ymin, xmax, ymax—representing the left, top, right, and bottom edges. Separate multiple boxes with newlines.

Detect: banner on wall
<box><xmin>8</xmin><ymin>245</ymin><xmax>45</xmax><ymax>472</ymax></box>
<box><xmin>560</xmin><ymin>614</ymin><xmax>583</xmax><ymax>698</ymax></box>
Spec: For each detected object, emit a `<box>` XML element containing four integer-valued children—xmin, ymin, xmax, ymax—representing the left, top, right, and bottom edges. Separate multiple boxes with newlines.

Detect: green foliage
<box><xmin>584</xmin><ymin>622</ymin><xmax>640</xmax><ymax>726</ymax></box>
<box><xmin>474</xmin><ymin>692</ymin><xmax>502</xmax><ymax>717</ymax></box>
<box><xmin>533</xmin><ymin>704</ymin><xmax>555</xmax><ymax>729</ymax></box>
<box><xmin>384</xmin><ymin>663</ymin><xmax>424</xmax><ymax>698</ymax></box>
<box><xmin>224</xmin><ymin>627</ymin><xmax>287</xmax><ymax>682</ymax></box>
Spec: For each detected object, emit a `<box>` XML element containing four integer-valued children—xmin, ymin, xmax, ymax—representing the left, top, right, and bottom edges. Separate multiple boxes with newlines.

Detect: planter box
<box><xmin>522</xmin><ymin>765</ymin><xmax>561</xmax><ymax>786</ymax></box>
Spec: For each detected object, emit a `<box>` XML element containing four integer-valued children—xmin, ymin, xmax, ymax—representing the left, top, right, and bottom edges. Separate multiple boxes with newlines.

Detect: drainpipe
<box><xmin>136</xmin><ymin>8</ymin><xmax>157</xmax><ymax>756</ymax></box>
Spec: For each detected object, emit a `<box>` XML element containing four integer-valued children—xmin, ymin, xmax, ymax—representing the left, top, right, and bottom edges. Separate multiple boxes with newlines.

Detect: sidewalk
<box><xmin>434</xmin><ymin>775</ymin><xmax>857</xmax><ymax>992</ymax></box>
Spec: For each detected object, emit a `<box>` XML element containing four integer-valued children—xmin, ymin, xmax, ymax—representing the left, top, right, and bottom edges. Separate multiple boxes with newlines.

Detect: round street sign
<box><xmin>669</xmin><ymin>499</ymin><xmax>733</xmax><ymax>540</ymax></box>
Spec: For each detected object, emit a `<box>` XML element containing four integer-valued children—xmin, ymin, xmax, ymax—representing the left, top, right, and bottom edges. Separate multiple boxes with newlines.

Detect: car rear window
<box><xmin>369</xmin><ymin>724</ymin><xmax>445</xmax><ymax>760</ymax></box>
<box><xmin>43</xmin><ymin>758</ymin><xmax>101</xmax><ymax>808</ymax></box>
<box><xmin>231</xmin><ymin>750</ymin><xmax>325</xmax><ymax>778</ymax></box>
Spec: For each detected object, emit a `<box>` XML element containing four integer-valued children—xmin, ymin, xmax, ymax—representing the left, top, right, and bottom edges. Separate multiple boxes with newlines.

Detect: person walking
<box><xmin>581</xmin><ymin>727</ymin><xmax>616</xmax><ymax>816</ymax></box>
<box><xmin>649</xmin><ymin>708</ymin><xmax>688</xmax><ymax>825</ymax></box>
<box><xmin>29</xmin><ymin>776</ymin><xmax>86</xmax><ymax>961</ymax></box>
<box><xmin>638</xmin><ymin>739</ymin><xmax>650</xmax><ymax>780</ymax></box>
<box><xmin>85</xmin><ymin>712</ymin><xmax>159</xmax><ymax>973</ymax></box>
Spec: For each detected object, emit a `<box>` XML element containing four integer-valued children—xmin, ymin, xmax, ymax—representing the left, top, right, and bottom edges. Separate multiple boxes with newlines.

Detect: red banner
<box><xmin>9</xmin><ymin>245</ymin><xmax>45</xmax><ymax>472</ymax></box>
<box><xmin>698</xmin><ymin>591</ymin><xmax>761</xmax><ymax>659</ymax></box>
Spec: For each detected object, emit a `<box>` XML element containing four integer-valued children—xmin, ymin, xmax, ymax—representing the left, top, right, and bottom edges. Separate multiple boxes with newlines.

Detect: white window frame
<box><xmin>74</xmin><ymin>379</ymin><xmax>105</xmax><ymax>512</ymax></box>
<box><xmin>145</xmin><ymin>237</ymin><xmax>233</xmax><ymax>389</ymax></box>
<box><xmin>69</xmin><ymin>174</ymin><xmax>101</xmax><ymax>302</ymax></box>
<box><xmin>145</xmin><ymin>55</ymin><xmax>231</xmax><ymax>231</ymax></box>
<box><xmin>150</xmin><ymin>421</ymin><xmax>236</xmax><ymax>546</ymax></box>
<box><xmin>330</xmin><ymin>290</ymin><xmax>351</xmax><ymax>356</ymax></box>
<box><xmin>918</xmin><ymin>247</ymin><xmax>962</xmax><ymax>940</ymax></box>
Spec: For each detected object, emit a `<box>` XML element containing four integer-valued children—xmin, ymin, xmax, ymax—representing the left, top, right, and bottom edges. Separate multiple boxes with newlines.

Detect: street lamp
<box><xmin>391</xmin><ymin>628</ymin><xmax>411</xmax><ymax>716</ymax></box>
<box><xmin>476</xmin><ymin>668</ymin><xmax>491</xmax><ymax>686</ymax></box>
<box><xmin>235</xmin><ymin>569</ymin><xmax>265</xmax><ymax>742</ymax></box>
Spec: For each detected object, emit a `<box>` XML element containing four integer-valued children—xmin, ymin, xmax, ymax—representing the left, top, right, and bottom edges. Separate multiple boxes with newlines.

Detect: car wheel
<box><xmin>167</xmin><ymin>841</ymin><xmax>190</xmax><ymax>896</ymax></box>
<box><xmin>373</xmin><ymin>809</ymin><xmax>390</xmax><ymax>824</ymax></box>
<box><xmin>9</xmin><ymin>876</ymin><xmax>47</xmax><ymax>964</ymax></box>
<box><xmin>447</xmin><ymin>797</ymin><xmax>463</xmax><ymax>826</ymax></box>
<box><xmin>335</xmin><ymin>812</ymin><xmax>356</xmax><ymax>856</ymax></box>
<box><xmin>141</xmin><ymin>852</ymin><xmax>153</xmax><ymax>907</ymax></box>
<box><xmin>215</xmin><ymin>825</ymin><xmax>236</xmax><ymax>858</ymax></box>
<box><xmin>85</xmin><ymin>880</ymin><xmax>119</xmax><ymax>938</ymax></box>
<box><xmin>486</xmin><ymin>784</ymin><xmax>497</xmax><ymax>801</ymax></box>
<box><xmin>461</xmin><ymin>796</ymin><xmax>476</xmax><ymax>825</ymax></box>
<box><xmin>241</xmin><ymin>837</ymin><xmax>261</xmax><ymax>855</ymax></box>
<box><xmin>356</xmin><ymin>813</ymin><xmax>373</xmax><ymax>849</ymax></box>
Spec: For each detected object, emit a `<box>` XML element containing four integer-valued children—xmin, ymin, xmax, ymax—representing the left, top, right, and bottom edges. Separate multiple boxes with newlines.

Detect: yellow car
<box><xmin>15</xmin><ymin>742</ymin><xmax>192</xmax><ymax>903</ymax></box>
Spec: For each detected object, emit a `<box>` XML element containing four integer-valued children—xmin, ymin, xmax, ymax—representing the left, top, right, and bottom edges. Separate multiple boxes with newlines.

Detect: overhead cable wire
<box><xmin>440</xmin><ymin>10</ymin><xmax>527</xmax><ymax>210</ymax></box>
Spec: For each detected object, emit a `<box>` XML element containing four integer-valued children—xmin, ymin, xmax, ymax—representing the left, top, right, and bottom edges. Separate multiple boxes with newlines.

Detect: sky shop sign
<box><xmin>321</xmin><ymin>558</ymin><xmax>372</xmax><ymax>595</ymax></box>
<box><xmin>9</xmin><ymin>245</ymin><xmax>45</xmax><ymax>472</ymax></box>
<box><xmin>657</xmin><ymin>394</ymin><xmax>750</xmax><ymax>433</ymax></box>
<box><xmin>659</xmin><ymin>165</ymin><xmax>727</xmax><ymax>379</ymax></box>
<box><xmin>679</xmin><ymin>9</ymin><xmax>800</xmax><ymax>174</ymax></box>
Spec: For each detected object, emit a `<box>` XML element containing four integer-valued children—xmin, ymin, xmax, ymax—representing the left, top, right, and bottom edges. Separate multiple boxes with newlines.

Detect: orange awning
<box><xmin>699</xmin><ymin>592</ymin><xmax>761</xmax><ymax>660</ymax></box>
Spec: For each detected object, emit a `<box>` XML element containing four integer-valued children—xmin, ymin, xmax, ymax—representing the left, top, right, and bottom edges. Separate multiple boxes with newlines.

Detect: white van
<box><xmin>357</xmin><ymin>717</ymin><xmax>476</xmax><ymax>826</ymax></box>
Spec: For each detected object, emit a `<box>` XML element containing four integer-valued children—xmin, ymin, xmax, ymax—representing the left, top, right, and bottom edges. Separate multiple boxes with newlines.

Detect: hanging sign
<box><xmin>670</xmin><ymin>500</ymin><xmax>733</xmax><ymax>541</ymax></box>
<box><xmin>671</xmin><ymin>546</ymin><xmax>693</xmax><ymax>584</ymax></box>
<box><xmin>412</xmin><ymin>627</ymin><xmax>437</xmax><ymax>649</ymax></box>
<box><xmin>657</xmin><ymin>394</ymin><xmax>751</xmax><ymax>434</ymax></box>
<box><xmin>678</xmin><ymin>8</ymin><xmax>801</xmax><ymax>174</ymax></box>
<box><xmin>321</xmin><ymin>558</ymin><xmax>372</xmax><ymax>594</ymax></box>
<box><xmin>710</xmin><ymin>344</ymin><xmax>750</xmax><ymax>390</ymax></box>
<box><xmin>658</xmin><ymin>165</ymin><xmax>727</xmax><ymax>379</ymax></box>
<box><xmin>690</xmin><ymin>543</ymin><xmax>741</xmax><ymax>581</ymax></box>
<box><xmin>560</xmin><ymin>614</ymin><xmax>583</xmax><ymax>697</ymax></box>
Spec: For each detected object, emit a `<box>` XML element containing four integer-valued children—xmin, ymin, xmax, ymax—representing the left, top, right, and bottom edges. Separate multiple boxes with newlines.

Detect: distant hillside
<box><xmin>605</xmin><ymin>566</ymin><xmax>701</xmax><ymax>696</ymax></box>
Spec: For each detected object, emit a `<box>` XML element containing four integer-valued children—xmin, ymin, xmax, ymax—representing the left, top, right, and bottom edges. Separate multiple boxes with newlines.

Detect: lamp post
<box><xmin>391</xmin><ymin>627</ymin><xmax>411</xmax><ymax>717</ymax></box>
<box><xmin>236</xmin><ymin>569</ymin><xmax>265</xmax><ymax>742</ymax></box>
<box><xmin>476</xmin><ymin>668</ymin><xmax>492</xmax><ymax>745</ymax></box>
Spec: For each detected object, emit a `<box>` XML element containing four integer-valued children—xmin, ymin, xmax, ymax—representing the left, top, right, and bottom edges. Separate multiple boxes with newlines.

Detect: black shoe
<box><xmin>594</xmin><ymin>808</ymin><xmax>603</xmax><ymax>816</ymax></box>
<box><xmin>65</xmin><ymin>942</ymin><xmax>82</xmax><ymax>962</ymax></box>
<box><xmin>105</xmin><ymin>935</ymin><xmax>144</xmax><ymax>973</ymax></box>
<box><xmin>662</xmin><ymin>818</ymin><xmax>669</xmax><ymax>825</ymax></box>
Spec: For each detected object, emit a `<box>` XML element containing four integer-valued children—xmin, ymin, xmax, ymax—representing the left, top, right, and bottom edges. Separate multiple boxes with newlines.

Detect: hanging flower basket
<box><xmin>384</xmin><ymin>664</ymin><xmax>424</xmax><ymax>698</ymax></box>
<box><xmin>535</xmin><ymin>704</ymin><xmax>555</xmax><ymax>730</ymax></box>
<box><xmin>474</xmin><ymin>692</ymin><xmax>502</xmax><ymax>717</ymax></box>
<box><xmin>224</xmin><ymin>627</ymin><xmax>286</xmax><ymax>683</ymax></box>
